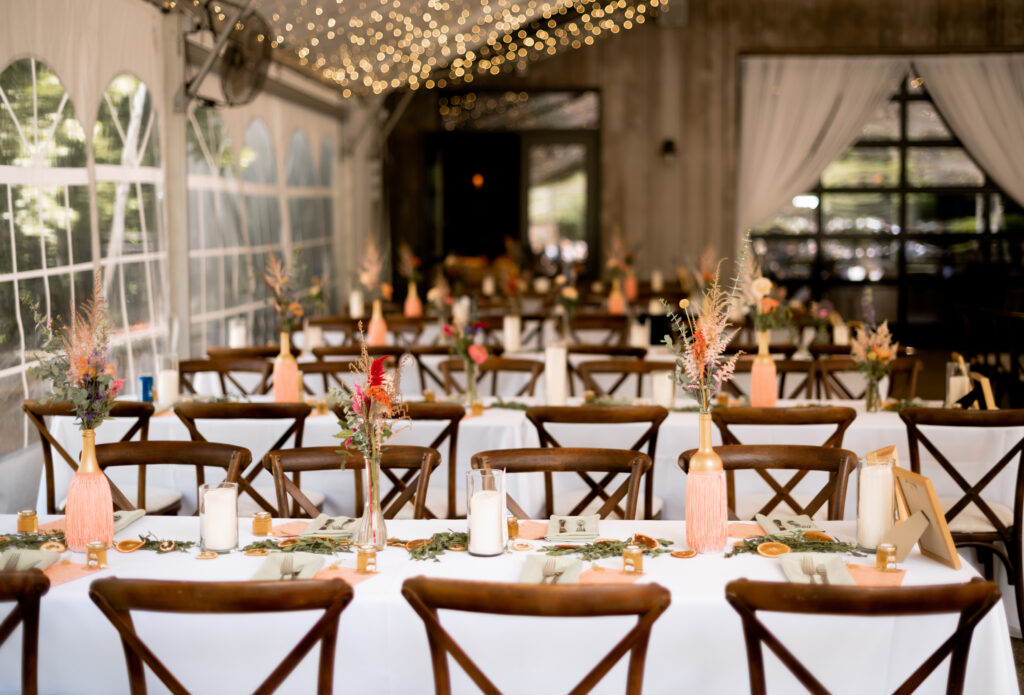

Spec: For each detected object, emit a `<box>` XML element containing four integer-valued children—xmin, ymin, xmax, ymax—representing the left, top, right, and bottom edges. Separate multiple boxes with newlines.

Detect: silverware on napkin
<box><xmin>279</xmin><ymin>556</ymin><xmax>294</xmax><ymax>581</ymax></box>
<box><xmin>801</xmin><ymin>555</ymin><xmax>818</xmax><ymax>584</ymax></box>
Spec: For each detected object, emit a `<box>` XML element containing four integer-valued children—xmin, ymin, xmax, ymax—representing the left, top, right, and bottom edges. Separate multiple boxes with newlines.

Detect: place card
<box><xmin>300</xmin><ymin>514</ymin><xmax>357</xmax><ymax>538</ymax></box>
<box><xmin>755</xmin><ymin>514</ymin><xmax>821</xmax><ymax>536</ymax></box>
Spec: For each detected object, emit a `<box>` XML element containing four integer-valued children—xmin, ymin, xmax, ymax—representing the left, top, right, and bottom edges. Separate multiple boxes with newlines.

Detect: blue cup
<box><xmin>139</xmin><ymin>375</ymin><xmax>154</xmax><ymax>402</ymax></box>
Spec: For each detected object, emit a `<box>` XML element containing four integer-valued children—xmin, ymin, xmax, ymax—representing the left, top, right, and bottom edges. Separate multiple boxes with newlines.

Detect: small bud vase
<box><xmin>608</xmin><ymin>278</ymin><xmax>626</xmax><ymax>315</ymax></box>
<box><xmin>367</xmin><ymin>300</ymin><xmax>388</xmax><ymax>345</ymax></box>
<box><xmin>750</xmin><ymin>330</ymin><xmax>777</xmax><ymax>408</ymax></box>
<box><xmin>404</xmin><ymin>281</ymin><xmax>423</xmax><ymax>318</ymax></box>
<box><xmin>273</xmin><ymin>332</ymin><xmax>300</xmax><ymax>402</ymax></box>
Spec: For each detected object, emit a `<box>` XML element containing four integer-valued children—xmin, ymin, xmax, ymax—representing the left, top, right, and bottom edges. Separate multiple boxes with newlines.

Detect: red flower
<box><xmin>368</xmin><ymin>356</ymin><xmax>387</xmax><ymax>387</ymax></box>
<box><xmin>443</xmin><ymin>325</ymin><xmax>454</xmax><ymax>338</ymax></box>
<box><xmin>471</xmin><ymin>322</ymin><xmax>486</xmax><ymax>331</ymax></box>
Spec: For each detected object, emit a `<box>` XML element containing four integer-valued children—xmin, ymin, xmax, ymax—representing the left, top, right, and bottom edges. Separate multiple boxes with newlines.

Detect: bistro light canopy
<box><xmin>167</xmin><ymin>0</ymin><xmax>661</xmax><ymax>96</ymax></box>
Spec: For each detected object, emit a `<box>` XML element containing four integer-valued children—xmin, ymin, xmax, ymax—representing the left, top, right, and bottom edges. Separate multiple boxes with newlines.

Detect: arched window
<box><xmin>93</xmin><ymin>73</ymin><xmax>165</xmax><ymax>387</ymax></box>
<box><xmin>0</xmin><ymin>57</ymin><xmax>88</xmax><ymax>456</ymax></box>
<box><xmin>286</xmin><ymin>130</ymin><xmax>333</xmax><ymax>297</ymax></box>
<box><xmin>242</xmin><ymin>119</ymin><xmax>282</xmax><ymax>345</ymax></box>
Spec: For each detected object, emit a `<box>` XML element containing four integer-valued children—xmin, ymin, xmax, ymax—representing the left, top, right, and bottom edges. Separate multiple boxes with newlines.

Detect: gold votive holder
<box><xmin>86</xmin><ymin>541</ymin><xmax>107</xmax><ymax>569</ymax></box>
<box><xmin>583</xmin><ymin>390</ymin><xmax>596</xmax><ymax>403</ymax></box>
<box><xmin>506</xmin><ymin>514</ymin><xmax>519</xmax><ymax>540</ymax></box>
<box><xmin>356</xmin><ymin>544</ymin><xmax>378</xmax><ymax>574</ymax></box>
<box><xmin>423</xmin><ymin>389</ymin><xmax>436</xmax><ymax>403</ymax></box>
<box><xmin>17</xmin><ymin>509</ymin><xmax>37</xmax><ymax>534</ymax></box>
<box><xmin>252</xmin><ymin>512</ymin><xmax>272</xmax><ymax>536</ymax></box>
<box><xmin>471</xmin><ymin>401</ymin><xmax>485</xmax><ymax>417</ymax></box>
<box><xmin>622</xmin><ymin>544</ymin><xmax>643</xmax><ymax>574</ymax></box>
<box><xmin>717</xmin><ymin>393</ymin><xmax>730</xmax><ymax>406</ymax></box>
<box><xmin>876</xmin><ymin>542</ymin><xmax>898</xmax><ymax>571</ymax></box>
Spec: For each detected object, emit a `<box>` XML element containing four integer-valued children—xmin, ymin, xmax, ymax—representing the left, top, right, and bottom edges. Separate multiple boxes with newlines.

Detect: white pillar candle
<box><xmin>200</xmin><ymin>485</ymin><xmax>238</xmax><ymax>552</ymax></box>
<box><xmin>305</xmin><ymin>324</ymin><xmax>324</xmax><ymax>353</ymax></box>
<box><xmin>629</xmin><ymin>321</ymin><xmax>648</xmax><ymax>348</ymax></box>
<box><xmin>533</xmin><ymin>277</ymin><xmax>551</xmax><ymax>294</ymax></box>
<box><xmin>651</xmin><ymin>270</ymin><xmax>664</xmax><ymax>292</ymax></box>
<box><xmin>349</xmin><ymin>290</ymin><xmax>364</xmax><ymax>318</ymax></box>
<box><xmin>947</xmin><ymin>375</ymin><xmax>972</xmax><ymax>407</ymax></box>
<box><xmin>648</xmin><ymin>298</ymin><xmax>662</xmax><ymax>315</ymax></box>
<box><xmin>227</xmin><ymin>318</ymin><xmax>247</xmax><ymax>348</ymax></box>
<box><xmin>857</xmin><ymin>463</ymin><xmax>894</xmax><ymax>550</ymax></box>
<box><xmin>452</xmin><ymin>296</ymin><xmax>470</xmax><ymax>327</ymax></box>
<box><xmin>651</xmin><ymin>371</ymin><xmax>675</xmax><ymax>409</ymax></box>
<box><xmin>482</xmin><ymin>275</ymin><xmax>496</xmax><ymax>296</ymax></box>
<box><xmin>833</xmin><ymin>323</ymin><xmax>849</xmax><ymax>346</ymax></box>
<box><xmin>503</xmin><ymin>315</ymin><xmax>521</xmax><ymax>354</ymax></box>
<box><xmin>155</xmin><ymin>369</ymin><xmax>179</xmax><ymax>410</ymax></box>
<box><xmin>545</xmin><ymin>345</ymin><xmax>568</xmax><ymax>405</ymax></box>
<box><xmin>468</xmin><ymin>489</ymin><xmax>504</xmax><ymax>555</ymax></box>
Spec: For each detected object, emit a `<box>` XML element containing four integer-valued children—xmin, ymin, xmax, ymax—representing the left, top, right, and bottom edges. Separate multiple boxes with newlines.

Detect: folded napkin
<box><xmin>40</xmin><ymin>509</ymin><xmax>145</xmax><ymax>534</ymax></box>
<box><xmin>579</xmin><ymin>567</ymin><xmax>642</xmax><ymax>585</ymax></box>
<box><xmin>517</xmin><ymin>521</ymin><xmax>548</xmax><ymax>541</ymax></box>
<box><xmin>313</xmin><ymin>565</ymin><xmax>378</xmax><ymax>586</ymax></box>
<box><xmin>300</xmin><ymin>514</ymin><xmax>357</xmax><ymax>538</ymax></box>
<box><xmin>519</xmin><ymin>555</ymin><xmax>583</xmax><ymax>585</ymax></box>
<box><xmin>271</xmin><ymin>521</ymin><xmax>308</xmax><ymax>538</ymax></box>
<box><xmin>44</xmin><ymin>561</ymin><xmax>101</xmax><ymax>587</ymax></box>
<box><xmin>728</xmin><ymin>522</ymin><xmax>764</xmax><ymax>539</ymax></box>
<box><xmin>779</xmin><ymin>553</ymin><xmax>855</xmax><ymax>586</ymax></box>
<box><xmin>756</xmin><ymin>514</ymin><xmax>822</xmax><ymax>536</ymax></box>
<box><xmin>545</xmin><ymin>515</ymin><xmax>599</xmax><ymax>542</ymax></box>
<box><xmin>0</xmin><ymin>549</ymin><xmax>61</xmax><ymax>572</ymax></box>
<box><xmin>250</xmin><ymin>552</ymin><xmax>324</xmax><ymax>581</ymax></box>
<box><xmin>846</xmin><ymin>564</ymin><xmax>906</xmax><ymax>588</ymax></box>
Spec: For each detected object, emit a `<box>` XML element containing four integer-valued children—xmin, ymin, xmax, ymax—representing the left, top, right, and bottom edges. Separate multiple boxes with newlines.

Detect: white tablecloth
<box><xmin>0</xmin><ymin>516</ymin><xmax>1014</xmax><ymax>695</ymax></box>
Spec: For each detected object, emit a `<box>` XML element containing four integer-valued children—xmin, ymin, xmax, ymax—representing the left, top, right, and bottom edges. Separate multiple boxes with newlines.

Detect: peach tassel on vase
<box><xmin>404</xmin><ymin>281</ymin><xmax>423</xmax><ymax>318</ymax></box>
<box><xmin>624</xmin><ymin>268</ymin><xmax>639</xmax><ymax>302</ymax></box>
<box><xmin>750</xmin><ymin>330</ymin><xmax>777</xmax><ymax>408</ymax></box>
<box><xmin>66</xmin><ymin>429</ymin><xmax>114</xmax><ymax>551</ymax></box>
<box><xmin>608</xmin><ymin>278</ymin><xmax>626</xmax><ymax>315</ymax></box>
<box><xmin>686</xmin><ymin>413</ymin><xmax>727</xmax><ymax>553</ymax></box>
<box><xmin>367</xmin><ymin>299</ymin><xmax>388</xmax><ymax>345</ymax></box>
<box><xmin>273</xmin><ymin>331</ymin><xmax>300</xmax><ymax>402</ymax></box>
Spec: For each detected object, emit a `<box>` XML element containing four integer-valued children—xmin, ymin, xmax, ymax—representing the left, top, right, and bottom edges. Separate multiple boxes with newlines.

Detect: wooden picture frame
<box><xmin>893</xmin><ymin>467</ymin><xmax>961</xmax><ymax>570</ymax></box>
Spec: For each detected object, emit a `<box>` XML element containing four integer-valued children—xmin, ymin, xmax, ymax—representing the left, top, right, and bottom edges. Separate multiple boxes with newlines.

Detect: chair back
<box><xmin>725</xmin><ymin>578</ymin><xmax>1000</xmax><ymax>695</ymax></box>
<box><xmin>175</xmin><ymin>402</ymin><xmax>312</xmax><ymax>514</ymax></box>
<box><xmin>438</xmin><ymin>357</ymin><xmax>544</xmax><ymax>397</ymax></box>
<box><xmin>0</xmin><ymin>571</ymin><xmax>50</xmax><ymax>695</ymax></box>
<box><xmin>679</xmin><ymin>444</ymin><xmax>857</xmax><ymax>520</ymax></box>
<box><xmin>300</xmin><ymin>359</ymin><xmax>394</xmax><ymax>396</ymax></box>
<box><xmin>402</xmin><ymin>576</ymin><xmax>670</xmax><ymax>695</ymax></box>
<box><xmin>95</xmin><ymin>441</ymin><xmax>251</xmax><ymax>514</ymax></box>
<box><xmin>565</xmin><ymin>346</ymin><xmax>647</xmax><ymax>395</ymax></box>
<box><xmin>23</xmin><ymin>399</ymin><xmax>153</xmax><ymax>513</ymax></box>
<box><xmin>313</xmin><ymin>345</ymin><xmax>406</xmax><ymax>360</ymax></box>
<box><xmin>728</xmin><ymin>360</ymin><xmax>817</xmax><ymax>399</ymax></box>
<box><xmin>207</xmin><ymin>345</ymin><xmax>299</xmax><ymax>360</ymax></box>
<box><xmin>817</xmin><ymin>357</ymin><xmax>922</xmax><ymax>400</ymax></box>
<box><xmin>404</xmin><ymin>402</ymin><xmax>466</xmax><ymax>518</ymax></box>
<box><xmin>728</xmin><ymin>342</ymin><xmax>798</xmax><ymax>358</ymax></box>
<box><xmin>472</xmin><ymin>448</ymin><xmax>650</xmax><ymax>520</ymax></box>
<box><xmin>179</xmin><ymin>358</ymin><xmax>272</xmax><ymax>396</ymax></box>
<box><xmin>568</xmin><ymin>314</ymin><xmax>630</xmax><ymax>345</ymax></box>
<box><xmin>268</xmin><ymin>445</ymin><xmax>441</xmax><ymax>519</ymax></box>
<box><xmin>527</xmin><ymin>405</ymin><xmax>668</xmax><ymax>520</ymax></box>
<box><xmin>89</xmin><ymin>577</ymin><xmax>353</xmax><ymax>695</ymax></box>
<box><xmin>711</xmin><ymin>406</ymin><xmax>856</xmax><ymax>447</ymax></box>
<box><xmin>576</xmin><ymin>359</ymin><xmax>675</xmax><ymax>397</ymax></box>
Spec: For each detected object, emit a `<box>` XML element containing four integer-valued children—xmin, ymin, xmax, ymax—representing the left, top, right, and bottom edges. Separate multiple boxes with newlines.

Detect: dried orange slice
<box><xmin>278</xmin><ymin>538</ymin><xmax>300</xmax><ymax>548</ymax></box>
<box><xmin>244</xmin><ymin>548</ymin><xmax>269</xmax><ymax>557</ymax></box>
<box><xmin>115</xmin><ymin>539</ymin><xmax>145</xmax><ymax>553</ymax></box>
<box><xmin>405</xmin><ymin>539</ymin><xmax>428</xmax><ymax>551</ymax></box>
<box><xmin>511</xmin><ymin>541</ymin><xmax>533</xmax><ymax>551</ymax></box>
<box><xmin>671</xmin><ymin>549</ymin><xmax>697</xmax><ymax>559</ymax></box>
<box><xmin>802</xmin><ymin>531</ymin><xmax>833</xmax><ymax>542</ymax></box>
<box><xmin>554</xmin><ymin>544</ymin><xmax>579</xmax><ymax>549</ymax></box>
<box><xmin>39</xmin><ymin>541</ymin><xmax>66</xmax><ymax>553</ymax></box>
<box><xmin>196</xmin><ymin>551</ymin><xmax>218</xmax><ymax>560</ymax></box>
<box><xmin>386</xmin><ymin>538</ymin><xmax>406</xmax><ymax>547</ymax></box>
<box><xmin>157</xmin><ymin>540</ymin><xmax>176</xmax><ymax>553</ymax></box>
<box><xmin>756</xmin><ymin>541</ymin><xmax>791</xmax><ymax>558</ymax></box>
<box><xmin>631</xmin><ymin>533</ymin><xmax>659</xmax><ymax>550</ymax></box>
<box><xmin>594</xmin><ymin>538</ymin><xmax>616</xmax><ymax>545</ymax></box>
<box><xmin>448</xmin><ymin>544</ymin><xmax>466</xmax><ymax>552</ymax></box>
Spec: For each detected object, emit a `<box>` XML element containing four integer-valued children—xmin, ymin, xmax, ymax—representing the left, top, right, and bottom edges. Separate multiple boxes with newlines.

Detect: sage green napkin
<box><xmin>249</xmin><ymin>552</ymin><xmax>324</xmax><ymax>581</ymax></box>
<box><xmin>519</xmin><ymin>555</ymin><xmax>583</xmax><ymax>584</ymax></box>
<box><xmin>779</xmin><ymin>553</ymin><xmax>855</xmax><ymax>586</ymax></box>
<box><xmin>545</xmin><ymin>514</ymin><xmax>599</xmax><ymax>542</ymax></box>
<box><xmin>0</xmin><ymin>548</ymin><xmax>60</xmax><ymax>572</ymax></box>
<box><xmin>755</xmin><ymin>514</ymin><xmax>822</xmax><ymax>536</ymax></box>
<box><xmin>300</xmin><ymin>514</ymin><xmax>358</xmax><ymax>538</ymax></box>
<box><xmin>113</xmin><ymin>510</ymin><xmax>146</xmax><ymax>532</ymax></box>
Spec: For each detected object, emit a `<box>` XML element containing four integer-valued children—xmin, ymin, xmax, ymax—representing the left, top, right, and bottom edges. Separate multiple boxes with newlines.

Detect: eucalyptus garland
<box><xmin>240</xmin><ymin>537</ymin><xmax>354</xmax><ymax>555</ymax></box>
<box><xmin>490</xmin><ymin>398</ymin><xmax>531</xmax><ymax>411</ymax></box>
<box><xmin>0</xmin><ymin>531</ymin><xmax>67</xmax><ymax>551</ymax></box>
<box><xmin>542</xmin><ymin>538</ymin><xmax>674</xmax><ymax>561</ymax></box>
<box><xmin>136</xmin><ymin>533</ymin><xmax>197</xmax><ymax>553</ymax></box>
<box><xmin>724</xmin><ymin>535</ymin><xmax>865</xmax><ymax>558</ymax></box>
<box><xmin>391</xmin><ymin>531</ymin><xmax>469</xmax><ymax>562</ymax></box>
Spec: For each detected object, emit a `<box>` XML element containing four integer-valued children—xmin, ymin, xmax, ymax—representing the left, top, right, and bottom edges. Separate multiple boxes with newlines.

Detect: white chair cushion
<box><xmin>552</xmin><ymin>489</ymin><xmax>663</xmax><ymax>520</ymax></box>
<box><xmin>238</xmin><ymin>485</ymin><xmax>326</xmax><ymax>517</ymax></box>
<box><xmin>735</xmin><ymin>493</ymin><xmax>829</xmax><ymax>522</ymax></box>
<box><xmin>59</xmin><ymin>486</ymin><xmax>182</xmax><ymax>514</ymax></box>
<box><xmin>938</xmin><ymin>496</ymin><xmax>1013</xmax><ymax>534</ymax></box>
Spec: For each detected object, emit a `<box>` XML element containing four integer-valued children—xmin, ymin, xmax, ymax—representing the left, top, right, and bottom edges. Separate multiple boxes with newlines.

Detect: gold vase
<box><xmin>689</xmin><ymin>412</ymin><xmax>723</xmax><ymax>473</ymax></box>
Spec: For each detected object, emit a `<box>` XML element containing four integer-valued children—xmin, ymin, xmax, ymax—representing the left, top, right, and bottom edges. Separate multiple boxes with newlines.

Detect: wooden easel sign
<box><xmin>891</xmin><ymin>467</ymin><xmax>960</xmax><ymax>570</ymax></box>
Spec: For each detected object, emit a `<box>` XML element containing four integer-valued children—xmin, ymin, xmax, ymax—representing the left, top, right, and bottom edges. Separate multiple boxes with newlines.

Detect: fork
<box><xmin>280</xmin><ymin>556</ymin><xmax>294</xmax><ymax>581</ymax></box>
<box><xmin>3</xmin><ymin>554</ymin><xmax>19</xmax><ymax>572</ymax></box>
<box><xmin>541</xmin><ymin>558</ymin><xmax>557</xmax><ymax>584</ymax></box>
<box><xmin>801</xmin><ymin>555</ymin><xmax>818</xmax><ymax>584</ymax></box>
<box><xmin>289</xmin><ymin>563</ymin><xmax>304</xmax><ymax>580</ymax></box>
<box><xmin>816</xmin><ymin>564</ymin><xmax>830</xmax><ymax>586</ymax></box>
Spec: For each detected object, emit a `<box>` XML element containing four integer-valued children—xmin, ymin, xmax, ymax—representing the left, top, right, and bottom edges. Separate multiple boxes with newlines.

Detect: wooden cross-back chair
<box><xmin>409</xmin><ymin>345</ymin><xmax>503</xmax><ymax>393</ymax></box>
<box><xmin>472</xmin><ymin>448</ymin><xmax>651</xmax><ymax>520</ymax></box>
<box><xmin>312</xmin><ymin>345</ymin><xmax>407</xmax><ymax>361</ymax></box>
<box><xmin>526</xmin><ymin>405</ymin><xmax>668</xmax><ymax>519</ymax></box>
<box><xmin>95</xmin><ymin>441</ymin><xmax>251</xmax><ymax>514</ymax></box>
<box><xmin>401</xmin><ymin>577</ymin><xmax>670</xmax><ymax>695</ymax></box>
<box><xmin>728</xmin><ymin>342</ymin><xmax>799</xmax><ymax>358</ymax></box>
<box><xmin>0</xmin><ymin>571</ymin><xmax>50</xmax><ymax>695</ymax></box>
<box><xmin>568</xmin><ymin>314</ymin><xmax>630</xmax><ymax>346</ymax></box>
<box><xmin>404</xmin><ymin>402</ymin><xmax>466</xmax><ymax>518</ymax></box>
<box><xmin>680</xmin><ymin>445</ymin><xmax>857</xmax><ymax>521</ymax></box>
<box><xmin>207</xmin><ymin>345</ymin><xmax>300</xmax><ymax>360</ymax></box>
<box><xmin>725</xmin><ymin>578</ymin><xmax>1000</xmax><ymax>695</ymax></box>
<box><xmin>267</xmin><ymin>445</ymin><xmax>440</xmax><ymax>519</ymax></box>
<box><xmin>179</xmin><ymin>358</ymin><xmax>273</xmax><ymax>396</ymax></box>
<box><xmin>575</xmin><ymin>359</ymin><xmax>675</xmax><ymax>398</ymax></box>
<box><xmin>900</xmin><ymin>407</ymin><xmax>1024</xmax><ymax>634</ymax></box>
<box><xmin>727</xmin><ymin>360</ymin><xmax>818</xmax><ymax>399</ymax></box>
<box><xmin>438</xmin><ymin>357</ymin><xmax>545</xmax><ymax>398</ymax></box>
<box><xmin>89</xmin><ymin>577</ymin><xmax>354</xmax><ymax>695</ymax></box>
<box><xmin>174</xmin><ymin>402</ymin><xmax>312</xmax><ymax>515</ymax></box>
<box><xmin>566</xmin><ymin>345</ymin><xmax>647</xmax><ymax>396</ymax></box>
<box><xmin>300</xmin><ymin>358</ymin><xmax>396</xmax><ymax>396</ymax></box>
<box><xmin>23</xmin><ymin>399</ymin><xmax>153</xmax><ymax>514</ymax></box>
<box><xmin>307</xmin><ymin>316</ymin><xmax>363</xmax><ymax>344</ymax></box>
<box><xmin>384</xmin><ymin>315</ymin><xmax>436</xmax><ymax>346</ymax></box>
<box><xmin>817</xmin><ymin>357</ymin><xmax>923</xmax><ymax>400</ymax></box>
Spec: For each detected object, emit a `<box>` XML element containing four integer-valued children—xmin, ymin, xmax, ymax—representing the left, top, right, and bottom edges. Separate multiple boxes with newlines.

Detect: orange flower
<box><xmin>288</xmin><ymin>302</ymin><xmax>304</xmax><ymax>318</ymax></box>
<box><xmin>366</xmin><ymin>384</ymin><xmax>392</xmax><ymax>415</ymax></box>
<box><xmin>759</xmin><ymin>297</ymin><xmax>779</xmax><ymax>314</ymax></box>
<box><xmin>381</xmin><ymin>283</ymin><xmax>393</xmax><ymax>301</ymax></box>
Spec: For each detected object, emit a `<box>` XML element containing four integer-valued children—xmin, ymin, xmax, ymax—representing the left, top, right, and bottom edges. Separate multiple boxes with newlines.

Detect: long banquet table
<box><xmin>0</xmin><ymin>515</ymin><xmax>1015</xmax><ymax>695</ymax></box>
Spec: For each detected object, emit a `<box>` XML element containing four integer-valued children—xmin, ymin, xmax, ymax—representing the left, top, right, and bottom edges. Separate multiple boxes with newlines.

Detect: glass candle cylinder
<box><xmin>356</xmin><ymin>544</ymin><xmax>377</xmax><ymax>573</ymax></box>
<box><xmin>506</xmin><ymin>515</ymin><xmax>519</xmax><ymax>540</ymax></box>
<box><xmin>86</xmin><ymin>541</ymin><xmax>107</xmax><ymax>569</ymax></box>
<box><xmin>155</xmin><ymin>353</ymin><xmax>179</xmax><ymax>410</ymax></box>
<box><xmin>857</xmin><ymin>458</ymin><xmax>894</xmax><ymax>551</ymax></box>
<box><xmin>467</xmin><ymin>469</ymin><xmax>506</xmax><ymax>556</ymax></box>
<box><xmin>17</xmin><ymin>509</ymin><xmax>37</xmax><ymax>534</ymax></box>
<box><xmin>252</xmin><ymin>511</ymin><xmax>272</xmax><ymax>536</ymax></box>
<box><xmin>227</xmin><ymin>317</ymin><xmax>248</xmax><ymax>348</ymax></box>
<box><xmin>651</xmin><ymin>371</ymin><xmax>675</xmax><ymax>409</ymax></box>
<box><xmin>199</xmin><ymin>482</ymin><xmax>238</xmax><ymax>553</ymax></box>
<box><xmin>876</xmin><ymin>542</ymin><xmax>898</xmax><ymax>571</ymax></box>
<box><xmin>471</xmin><ymin>401</ymin><xmax>485</xmax><ymax>417</ymax></box>
<box><xmin>946</xmin><ymin>361</ymin><xmax>972</xmax><ymax>408</ymax></box>
<box><xmin>423</xmin><ymin>389</ymin><xmax>436</xmax><ymax>403</ymax></box>
<box><xmin>622</xmin><ymin>544</ymin><xmax>643</xmax><ymax>574</ymax></box>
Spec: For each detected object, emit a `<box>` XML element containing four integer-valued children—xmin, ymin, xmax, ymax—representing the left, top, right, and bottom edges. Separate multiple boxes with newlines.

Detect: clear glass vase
<box><xmin>464</xmin><ymin>358</ymin><xmax>479</xmax><ymax>407</ymax></box>
<box><xmin>865</xmin><ymin>376</ymin><xmax>881</xmax><ymax>412</ymax></box>
<box><xmin>357</xmin><ymin>453</ymin><xmax>387</xmax><ymax>551</ymax></box>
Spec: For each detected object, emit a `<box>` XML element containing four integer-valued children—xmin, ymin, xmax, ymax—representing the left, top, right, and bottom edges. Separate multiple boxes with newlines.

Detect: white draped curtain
<box><xmin>915</xmin><ymin>54</ymin><xmax>1024</xmax><ymax>207</ymax></box>
<box><xmin>736</xmin><ymin>56</ymin><xmax>908</xmax><ymax>233</ymax></box>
